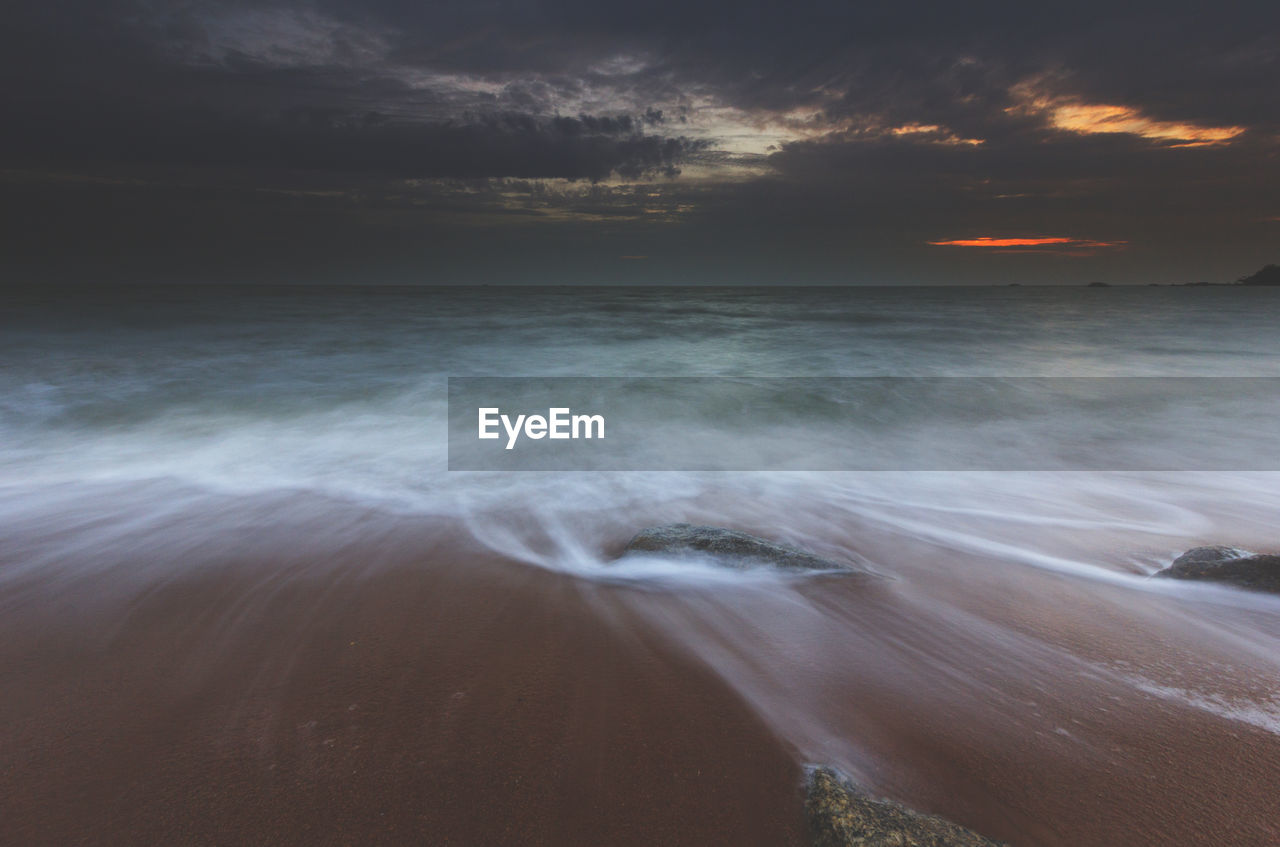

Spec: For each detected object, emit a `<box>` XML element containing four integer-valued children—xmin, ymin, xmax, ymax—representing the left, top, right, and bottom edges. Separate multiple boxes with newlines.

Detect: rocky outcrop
<box><xmin>805</xmin><ymin>767</ymin><xmax>1005</xmax><ymax>847</ymax></box>
<box><xmin>1237</xmin><ymin>264</ymin><xmax>1280</xmax><ymax>286</ymax></box>
<box><xmin>622</xmin><ymin>524</ymin><xmax>858</xmax><ymax>573</ymax></box>
<box><xmin>1154</xmin><ymin>546</ymin><xmax>1280</xmax><ymax>593</ymax></box>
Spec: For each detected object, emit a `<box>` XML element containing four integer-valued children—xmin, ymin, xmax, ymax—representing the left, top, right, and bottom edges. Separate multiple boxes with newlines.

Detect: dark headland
<box><xmin>1075</xmin><ymin>263</ymin><xmax>1280</xmax><ymax>287</ymax></box>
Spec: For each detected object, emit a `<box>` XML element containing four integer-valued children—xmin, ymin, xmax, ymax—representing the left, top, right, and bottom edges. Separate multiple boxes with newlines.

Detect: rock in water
<box><xmin>1154</xmin><ymin>546</ymin><xmax>1280</xmax><ymax>593</ymax></box>
<box><xmin>806</xmin><ymin>767</ymin><xmax>1005</xmax><ymax>847</ymax></box>
<box><xmin>622</xmin><ymin>524</ymin><xmax>856</xmax><ymax>572</ymax></box>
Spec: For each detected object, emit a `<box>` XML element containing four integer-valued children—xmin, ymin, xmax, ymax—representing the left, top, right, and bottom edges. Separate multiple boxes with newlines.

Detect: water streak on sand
<box><xmin>4</xmin><ymin>286</ymin><xmax>1280</xmax><ymax>844</ymax></box>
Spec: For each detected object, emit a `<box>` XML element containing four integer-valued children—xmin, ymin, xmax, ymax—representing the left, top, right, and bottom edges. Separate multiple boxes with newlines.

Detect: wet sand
<box><xmin>3</xmin><ymin>504</ymin><xmax>1280</xmax><ymax>845</ymax></box>
<box><xmin>0</xmin><ymin>536</ymin><xmax>807</xmax><ymax>846</ymax></box>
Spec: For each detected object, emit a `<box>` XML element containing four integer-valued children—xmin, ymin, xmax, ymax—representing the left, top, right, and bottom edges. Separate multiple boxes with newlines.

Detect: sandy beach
<box><xmin>4</xmin><ymin>494</ymin><xmax>1280</xmax><ymax>846</ymax></box>
<box><xmin>6</xmin><ymin>0</ymin><xmax>1280</xmax><ymax>836</ymax></box>
<box><xmin>0</xmin><ymin>516</ymin><xmax>808</xmax><ymax>845</ymax></box>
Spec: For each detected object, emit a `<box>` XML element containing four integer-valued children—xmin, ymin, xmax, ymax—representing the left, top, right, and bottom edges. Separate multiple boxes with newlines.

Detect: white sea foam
<box><xmin>5</xmin><ymin>285</ymin><xmax>1280</xmax><ymax>838</ymax></box>
<box><xmin>5</xmin><ymin>284</ymin><xmax>1280</xmax><ymax>587</ymax></box>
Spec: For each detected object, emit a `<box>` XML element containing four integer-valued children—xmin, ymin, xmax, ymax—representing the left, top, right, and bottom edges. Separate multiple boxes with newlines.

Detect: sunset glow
<box><xmin>4</xmin><ymin>1</ymin><xmax>1274</xmax><ymax>286</ymax></box>
<box><xmin>1048</xmin><ymin>102</ymin><xmax>1244</xmax><ymax>146</ymax></box>
<box><xmin>927</xmin><ymin>237</ymin><xmax>1129</xmax><ymax>256</ymax></box>
<box><xmin>930</xmin><ymin>237</ymin><xmax>1071</xmax><ymax>247</ymax></box>
<box><xmin>1009</xmin><ymin>88</ymin><xmax>1246</xmax><ymax>147</ymax></box>
<box><xmin>889</xmin><ymin>123</ymin><xmax>985</xmax><ymax>145</ymax></box>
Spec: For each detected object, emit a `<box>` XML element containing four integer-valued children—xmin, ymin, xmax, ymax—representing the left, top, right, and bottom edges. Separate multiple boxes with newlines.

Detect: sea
<box><xmin>3</xmin><ymin>283</ymin><xmax>1280</xmax><ymax>844</ymax></box>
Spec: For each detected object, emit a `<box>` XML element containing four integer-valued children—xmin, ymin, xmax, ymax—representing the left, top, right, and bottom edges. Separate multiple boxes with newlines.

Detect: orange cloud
<box><xmin>930</xmin><ymin>237</ymin><xmax>1074</xmax><ymax>247</ymax></box>
<box><xmin>1045</xmin><ymin>102</ymin><xmax>1244</xmax><ymax>146</ymax></box>
<box><xmin>928</xmin><ymin>237</ymin><xmax>1126</xmax><ymax>252</ymax></box>
<box><xmin>1008</xmin><ymin>86</ymin><xmax>1245</xmax><ymax>147</ymax></box>
<box><xmin>888</xmin><ymin>123</ymin><xmax>985</xmax><ymax>146</ymax></box>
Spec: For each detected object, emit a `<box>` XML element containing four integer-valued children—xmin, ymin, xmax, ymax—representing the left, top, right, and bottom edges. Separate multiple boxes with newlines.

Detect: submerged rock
<box><xmin>805</xmin><ymin>767</ymin><xmax>1004</xmax><ymax>847</ymax></box>
<box><xmin>622</xmin><ymin>524</ymin><xmax>856</xmax><ymax>573</ymax></box>
<box><xmin>1154</xmin><ymin>546</ymin><xmax>1280</xmax><ymax>593</ymax></box>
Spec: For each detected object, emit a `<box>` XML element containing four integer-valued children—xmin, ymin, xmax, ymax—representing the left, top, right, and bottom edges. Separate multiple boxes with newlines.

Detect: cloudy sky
<box><xmin>3</xmin><ymin>0</ymin><xmax>1277</xmax><ymax>284</ymax></box>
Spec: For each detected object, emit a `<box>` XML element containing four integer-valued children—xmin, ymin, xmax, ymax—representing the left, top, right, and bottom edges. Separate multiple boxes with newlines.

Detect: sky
<box><xmin>2</xmin><ymin>0</ymin><xmax>1277</xmax><ymax>285</ymax></box>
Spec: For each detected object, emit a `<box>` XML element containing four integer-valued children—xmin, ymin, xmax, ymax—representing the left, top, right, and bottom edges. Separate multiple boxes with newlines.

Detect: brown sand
<box><xmin>0</xmin><ymin>538</ymin><xmax>806</xmax><ymax>846</ymax></box>
<box><xmin>3</xmin><ymin>512</ymin><xmax>1280</xmax><ymax>846</ymax></box>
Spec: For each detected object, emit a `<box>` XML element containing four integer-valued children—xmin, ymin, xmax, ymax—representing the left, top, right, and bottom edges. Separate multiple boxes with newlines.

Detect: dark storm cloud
<box><xmin>3</xmin><ymin>100</ymin><xmax>704</xmax><ymax>181</ymax></box>
<box><xmin>7</xmin><ymin>1</ymin><xmax>1275</xmax><ymax>168</ymax></box>
<box><xmin>1</xmin><ymin>0</ymin><xmax>1277</xmax><ymax>284</ymax></box>
<box><xmin>0</xmin><ymin>0</ymin><xmax>704</xmax><ymax>182</ymax></box>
